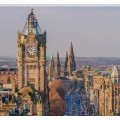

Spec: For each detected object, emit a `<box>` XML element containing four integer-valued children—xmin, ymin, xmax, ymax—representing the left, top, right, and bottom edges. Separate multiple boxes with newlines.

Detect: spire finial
<box><xmin>56</xmin><ymin>51</ymin><xmax>61</xmax><ymax>72</ymax></box>
<box><xmin>70</xmin><ymin>41</ymin><xmax>74</xmax><ymax>57</ymax></box>
<box><xmin>71</xmin><ymin>41</ymin><xmax>73</xmax><ymax>50</ymax></box>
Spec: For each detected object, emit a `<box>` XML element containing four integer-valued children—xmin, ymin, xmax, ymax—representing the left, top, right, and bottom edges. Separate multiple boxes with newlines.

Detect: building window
<box><xmin>115</xmin><ymin>88</ymin><xmax>117</xmax><ymax>90</ymax></box>
<box><xmin>26</xmin><ymin>65</ymin><xmax>29</xmax><ymax>69</ymax></box>
<box><xmin>30</xmin><ymin>65</ymin><xmax>33</xmax><ymax>69</ymax></box>
<box><xmin>34</xmin><ymin>65</ymin><xmax>36</xmax><ymax>69</ymax></box>
<box><xmin>115</xmin><ymin>92</ymin><xmax>118</xmax><ymax>96</ymax></box>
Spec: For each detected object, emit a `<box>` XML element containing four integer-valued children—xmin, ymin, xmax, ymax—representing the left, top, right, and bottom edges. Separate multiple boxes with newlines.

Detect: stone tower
<box><xmin>55</xmin><ymin>51</ymin><xmax>61</xmax><ymax>77</ymax></box>
<box><xmin>48</xmin><ymin>54</ymin><xmax>55</xmax><ymax>80</ymax></box>
<box><xmin>67</xmin><ymin>42</ymin><xmax>76</xmax><ymax>74</ymax></box>
<box><xmin>17</xmin><ymin>9</ymin><xmax>47</xmax><ymax>93</ymax></box>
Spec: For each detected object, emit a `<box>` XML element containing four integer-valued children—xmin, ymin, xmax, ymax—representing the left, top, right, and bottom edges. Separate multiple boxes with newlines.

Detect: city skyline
<box><xmin>0</xmin><ymin>6</ymin><xmax>120</xmax><ymax>57</ymax></box>
<box><xmin>0</xmin><ymin>7</ymin><xmax>120</xmax><ymax>116</ymax></box>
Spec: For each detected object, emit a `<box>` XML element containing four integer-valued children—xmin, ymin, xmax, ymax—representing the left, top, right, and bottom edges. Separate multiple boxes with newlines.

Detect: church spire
<box><xmin>50</xmin><ymin>54</ymin><xmax>55</xmax><ymax>69</ymax></box>
<box><xmin>67</xmin><ymin>42</ymin><xmax>76</xmax><ymax>73</ymax></box>
<box><xmin>55</xmin><ymin>51</ymin><xmax>61</xmax><ymax>77</ymax></box>
<box><xmin>64</xmin><ymin>51</ymin><xmax>68</xmax><ymax>71</ymax></box>
<box><xmin>70</xmin><ymin>41</ymin><xmax>74</xmax><ymax>58</ymax></box>
<box><xmin>49</xmin><ymin>54</ymin><xmax>55</xmax><ymax>80</ymax></box>
<box><xmin>56</xmin><ymin>51</ymin><xmax>60</xmax><ymax>66</ymax></box>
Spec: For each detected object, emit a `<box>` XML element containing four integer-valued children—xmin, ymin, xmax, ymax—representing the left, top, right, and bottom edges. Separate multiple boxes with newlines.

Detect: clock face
<box><xmin>27</xmin><ymin>45</ymin><xmax>37</xmax><ymax>56</ymax></box>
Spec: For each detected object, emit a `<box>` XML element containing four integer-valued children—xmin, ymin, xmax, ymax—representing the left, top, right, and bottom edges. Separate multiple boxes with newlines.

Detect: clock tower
<box><xmin>17</xmin><ymin>9</ymin><xmax>47</xmax><ymax>93</ymax></box>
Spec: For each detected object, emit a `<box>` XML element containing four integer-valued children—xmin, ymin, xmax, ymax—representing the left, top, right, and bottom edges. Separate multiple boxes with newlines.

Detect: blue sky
<box><xmin>0</xmin><ymin>6</ymin><xmax>120</xmax><ymax>57</ymax></box>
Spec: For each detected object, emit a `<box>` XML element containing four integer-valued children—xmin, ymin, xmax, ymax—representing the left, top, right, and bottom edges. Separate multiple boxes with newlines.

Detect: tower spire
<box><xmin>56</xmin><ymin>51</ymin><xmax>60</xmax><ymax>65</ymax></box>
<box><xmin>50</xmin><ymin>54</ymin><xmax>54</xmax><ymax>61</ymax></box>
<box><xmin>64</xmin><ymin>51</ymin><xmax>68</xmax><ymax>71</ymax></box>
<box><xmin>70</xmin><ymin>41</ymin><xmax>74</xmax><ymax>58</ymax></box>
<box><xmin>55</xmin><ymin>51</ymin><xmax>61</xmax><ymax>77</ymax></box>
<box><xmin>50</xmin><ymin>54</ymin><xmax>55</xmax><ymax>69</ymax></box>
<box><xmin>49</xmin><ymin>54</ymin><xmax>55</xmax><ymax>80</ymax></box>
<box><xmin>67</xmin><ymin>42</ymin><xmax>76</xmax><ymax>73</ymax></box>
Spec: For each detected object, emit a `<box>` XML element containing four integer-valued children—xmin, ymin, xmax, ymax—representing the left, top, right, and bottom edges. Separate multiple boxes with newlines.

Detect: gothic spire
<box><xmin>50</xmin><ymin>54</ymin><xmax>55</xmax><ymax>69</ymax></box>
<box><xmin>70</xmin><ymin>41</ymin><xmax>74</xmax><ymax>58</ymax></box>
<box><xmin>56</xmin><ymin>51</ymin><xmax>60</xmax><ymax>66</ymax></box>
<box><xmin>64</xmin><ymin>51</ymin><xmax>68</xmax><ymax>71</ymax></box>
<box><xmin>55</xmin><ymin>51</ymin><xmax>61</xmax><ymax>77</ymax></box>
<box><xmin>50</xmin><ymin>54</ymin><xmax>54</xmax><ymax>61</ymax></box>
<box><xmin>49</xmin><ymin>54</ymin><xmax>55</xmax><ymax>80</ymax></box>
<box><xmin>67</xmin><ymin>42</ymin><xmax>76</xmax><ymax>73</ymax></box>
<box><xmin>66</xmin><ymin>51</ymin><xmax>68</xmax><ymax>60</ymax></box>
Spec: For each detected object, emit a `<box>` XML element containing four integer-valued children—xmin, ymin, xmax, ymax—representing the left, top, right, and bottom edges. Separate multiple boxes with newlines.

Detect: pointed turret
<box><xmin>67</xmin><ymin>42</ymin><xmax>76</xmax><ymax>74</ymax></box>
<box><xmin>70</xmin><ymin>41</ymin><xmax>74</xmax><ymax>58</ymax></box>
<box><xmin>56</xmin><ymin>51</ymin><xmax>60</xmax><ymax>66</ymax></box>
<box><xmin>64</xmin><ymin>51</ymin><xmax>68</xmax><ymax>71</ymax></box>
<box><xmin>50</xmin><ymin>54</ymin><xmax>55</xmax><ymax>70</ymax></box>
<box><xmin>49</xmin><ymin>54</ymin><xmax>55</xmax><ymax>80</ymax></box>
<box><xmin>51</xmin><ymin>54</ymin><xmax>54</xmax><ymax>60</ymax></box>
<box><xmin>55</xmin><ymin>51</ymin><xmax>61</xmax><ymax>77</ymax></box>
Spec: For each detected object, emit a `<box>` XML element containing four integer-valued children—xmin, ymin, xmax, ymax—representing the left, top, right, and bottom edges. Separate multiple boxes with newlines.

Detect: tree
<box><xmin>49</xmin><ymin>80</ymin><xmax>66</xmax><ymax>116</ymax></box>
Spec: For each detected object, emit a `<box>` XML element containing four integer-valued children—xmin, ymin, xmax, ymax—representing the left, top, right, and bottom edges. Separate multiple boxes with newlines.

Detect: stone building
<box><xmin>0</xmin><ymin>66</ymin><xmax>18</xmax><ymax>87</ymax></box>
<box><xmin>89</xmin><ymin>65</ymin><xmax>120</xmax><ymax>116</ymax></box>
<box><xmin>97</xmin><ymin>77</ymin><xmax>112</xmax><ymax>116</ymax></box>
<box><xmin>48</xmin><ymin>41</ymin><xmax>76</xmax><ymax>81</ymax></box>
<box><xmin>17</xmin><ymin>9</ymin><xmax>47</xmax><ymax>91</ymax></box>
<box><xmin>111</xmin><ymin>82</ymin><xmax>120</xmax><ymax>115</ymax></box>
<box><xmin>111</xmin><ymin>65</ymin><xmax>120</xmax><ymax>115</ymax></box>
<box><xmin>64</xmin><ymin>42</ymin><xmax>76</xmax><ymax>74</ymax></box>
<box><xmin>16</xmin><ymin>9</ymin><xmax>48</xmax><ymax>116</ymax></box>
<box><xmin>54</xmin><ymin>51</ymin><xmax>61</xmax><ymax>77</ymax></box>
<box><xmin>15</xmin><ymin>86</ymin><xmax>44</xmax><ymax>116</ymax></box>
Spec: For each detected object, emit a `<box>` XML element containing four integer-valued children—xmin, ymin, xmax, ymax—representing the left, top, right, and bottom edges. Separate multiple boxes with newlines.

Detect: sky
<box><xmin>0</xmin><ymin>6</ymin><xmax>120</xmax><ymax>57</ymax></box>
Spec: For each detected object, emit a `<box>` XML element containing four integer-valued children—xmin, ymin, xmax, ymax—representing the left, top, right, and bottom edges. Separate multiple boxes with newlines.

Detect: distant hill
<box><xmin>0</xmin><ymin>56</ymin><xmax>120</xmax><ymax>68</ymax></box>
<box><xmin>0</xmin><ymin>56</ymin><xmax>16</xmax><ymax>67</ymax></box>
<box><xmin>0</xmin><ymin>56</ymin><xmax>16</xmax><ymax>62</ymax></box>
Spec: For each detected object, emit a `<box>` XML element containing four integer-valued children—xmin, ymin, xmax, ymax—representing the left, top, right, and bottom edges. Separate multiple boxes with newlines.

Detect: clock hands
<box><xmin>27</xmin><ymin>45</ymin><xmax>36</xmax><ymax>56</ymax></box>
